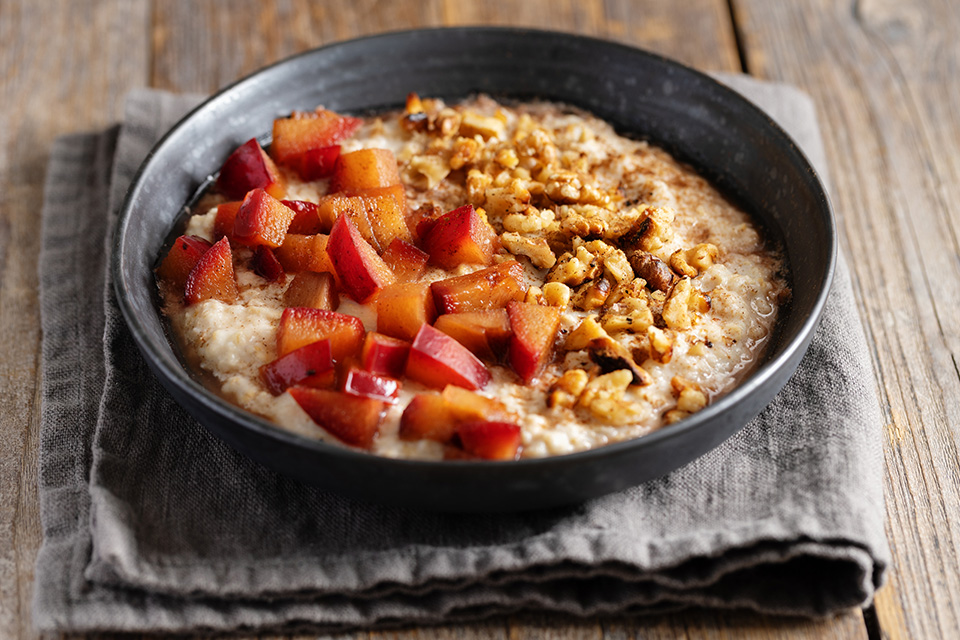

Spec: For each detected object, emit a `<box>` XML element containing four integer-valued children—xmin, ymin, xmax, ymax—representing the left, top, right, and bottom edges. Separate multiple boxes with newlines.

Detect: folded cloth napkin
<box><xmin>34</xmin><ymin>75</ymin><xmax>889</xmax><ymax>634</ymax></box>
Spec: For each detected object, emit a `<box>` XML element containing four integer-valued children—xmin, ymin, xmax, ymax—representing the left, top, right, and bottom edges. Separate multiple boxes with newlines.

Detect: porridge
<box><xmin>156</xmin><ymin>94</ymin><xmax>788</xmax><ymax>461</ymax></box>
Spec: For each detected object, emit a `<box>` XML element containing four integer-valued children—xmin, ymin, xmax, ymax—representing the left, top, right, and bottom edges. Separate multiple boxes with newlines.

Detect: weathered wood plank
<box><xmin>732</xmin><ymin>0</ymin><xmax>960</xmax><ymax>638</ymax></box>
<box><xmin>0</xmin><ymin>1</ymin><xmax>151</xmax><ymax>639</ymax></box>
<box><xmin>150</xmin><ymin>0</ymin><xmax>742</xmax><ymax>95</ymax></box>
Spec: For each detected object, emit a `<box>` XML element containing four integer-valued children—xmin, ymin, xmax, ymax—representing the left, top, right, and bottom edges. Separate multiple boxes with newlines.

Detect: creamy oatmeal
<box><xmin>157</xmin><ymin>95</ymin><xmax>788</xmax><ymax>461</ymax></box>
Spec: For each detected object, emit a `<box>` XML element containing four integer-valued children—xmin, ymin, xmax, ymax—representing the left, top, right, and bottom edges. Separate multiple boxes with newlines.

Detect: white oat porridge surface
<box><xmin>159</xmin><ymin>94</ymin><xmax>789</xmax><ymax>461</ymax></box>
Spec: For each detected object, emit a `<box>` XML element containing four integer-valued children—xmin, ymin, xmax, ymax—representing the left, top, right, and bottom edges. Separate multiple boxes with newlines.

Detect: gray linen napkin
<box><xmin>34</xmin><ymin>75</ymin><xmax>890</xmax><ymax>634</ymax></box>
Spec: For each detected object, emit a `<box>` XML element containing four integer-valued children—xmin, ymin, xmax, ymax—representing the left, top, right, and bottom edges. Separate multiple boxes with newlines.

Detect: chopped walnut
<box><xmin>664</xmin><ymin>409</ymin><xmax>689</xmax><ymax>425</ymax></box>
<box><xmin>547</xmin><ymin>369</ymin><xmax>590</xmax><ymax>409</ymax></box>
<box><xmin>500</xmin><ymin>232</ymin><xmax>557</xmax><ymax>269</ymax></box>
<box><xmin>495</xmin><ymin>148</ymin><xmax>520</xmax><ymax>169</ymax></box>
<box><xmin>564</xmin><ymin>316</ymin><xmax>609</xmax><ymax>351</ymax></box>
<box><xmin>407</xmin><ymin>154</ymin><xmax>452</xmax><ymax>190</ymax></box>
<box><xmin>524</xmin><ymin>285</ymin><xmax>544</xmax><ymax>304</ymax></box>
<box><xmin>542</xmin><ymin>282</ymin><xmax>572</xmax><ymax>308</ymax></box>
<box><xmin>603</xmin><ymin>249</ymin><xmax>634</xmax><ymax>285</ymax></box>
<box><xmin>466</xmin><ymin>169</ymin><xmax>493</xmax><ymax>204</ymax></box>
<box><xmin>547</xmin><ymin>246</ymin><xmax>600</xmax><ymax>287</ymax></box>
<box><xmin>620</xmin><ymin>206</ymin><xmax>675</xmax><ymax>252</ymax></box>
<box><xmin>483</xmin><ymin>180</ymin><xmax>531</xmax><ymax>219</ymax></box>
<box><xmin>630</xmin><ymin>253</ymin><xmax>677</xmax><ymax>293</ymax></box>
<box><xmin>670</xmin><ymin>243</ymin><xmax>719</xmax><ymax>277</ymax></box>
<box><xmin>671</xmin><ymin>376</ymin><xmax>708</xmax><ymax>413</ymax></box>
<box><xmin>517</xmin><ymin>128</ymin><xmax>558</xmax><ymax>167</ymax></box>
<box><xmin>460</xmin><ymin>111</ymin><xmax>505</xmax><ymax>140</ymax></box>
<box><xmin>647</xmin><ymin>326</ymin><xmax>673</xmax><ymax>363</ymax></box>
<box><xmin>576</xmin><ymin>370</ymin><xmax>644</xmax><ymax>425</ymax></box>
<box><xmin>556</xmin><ymin>204</ymin><xmax>609</xmax><ymax>239</ymax></box>
<box><xmin>503</xmin><ymin>206</ymin><xmax>555</xmax><ymax>234</ymax></box>
<box><xmin>572</xmin><ymin>277</ymin><xmax>612</xmax><ymax>311</ymax></box>
<box><xmin>662</xmin><ymin>277</ymin><xmax>710</xmax><ymax>331</ymax></box>
<box><xmin>435</xmin><ymin>108</ymin><xmax>462</xmax><ymax>138</ymax></box>
<box><xmin>449</xmin><ymin>137</ymin><xmax>481</xmax><ymax>170</ymax></box>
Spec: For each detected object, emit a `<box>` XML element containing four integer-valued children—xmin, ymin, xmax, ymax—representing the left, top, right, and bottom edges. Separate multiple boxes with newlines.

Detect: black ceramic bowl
<box><xmin>114</xmin><ymin>27</ymin><xmax>835</xmax><ymax>512</ymax></box>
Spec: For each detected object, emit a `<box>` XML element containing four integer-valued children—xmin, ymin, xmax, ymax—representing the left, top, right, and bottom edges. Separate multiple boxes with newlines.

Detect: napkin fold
<box><xmin>34</xmin><ymin>75</ymin><xmax>889</xmax><ymax>634</ymax></box>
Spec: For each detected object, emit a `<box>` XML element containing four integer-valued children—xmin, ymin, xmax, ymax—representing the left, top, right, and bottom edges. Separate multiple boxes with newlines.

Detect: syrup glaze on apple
<box><xmin>157</xmin><ymin>95</ymin><xmax>788</xmax><ymax>461</ymax></box>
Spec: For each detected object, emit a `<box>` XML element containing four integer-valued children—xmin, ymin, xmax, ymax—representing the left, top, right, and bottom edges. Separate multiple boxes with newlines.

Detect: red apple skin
<box><xmin>157</xmin><ymin>235</ymin><xmax>213</xmax><ymax>293</ymax></box>
<box><xmin>327</xmin><ymin>214</ymin><xmax>395</xmax><ymax>303</ymax></box>
<box><xmin>399</xmin><ymin>393</ymin><xmax>458</xmax><ymax>443</ymax></box>
<box><xmin>330</xmin><ymin>148</ymin><xmax>401</xmax><ymax>192</ymax></box>
<box><xmin>381</xmin><ymin>238</ymin><xmax>429</xmax><ymax>281</ymax></box>
<box><xmin>288</xmin><ymin>386</ymin><xmax>386</xmax><ymax>449</ymax></box>
<box><xmin>457</xmin><ymin>421</ymin><xmax>522</xmax><ymax>460</ymax></box>
<box><xmin>252</xmin><ymin>245</ymin><xmax>285</xmax><ymax>282</ymax></box>
<box><xmin>342</xmin><ymin>368</ymin><xmax>401</xmax><ymax>404</ymax></box>
<box><xmin>271</xmin><ymin>110</ymin><xmax>362</xmax><ymax>166</ymax></box>
<box><xmin>360</xmin><ymin>332</ymin><xmax>410</xmax><ymax>378</ymax></box>
<box><xmin>405</xmin><ymin>324</ymin><xmax>491</xmax><ymax>391</ymax></box>
<box><xmin>430</xmin><ymin>260</ymin><xmax>526</xmax><ymax>314</ymax></box>
<box><xmin>422</xmin><ymin>204</ymin><xmax>498</xmax><ymax>269</ymax></box>
<box><xmin>282</xmin><ymin>271</ymin><xmax>339</xmax><ymax>311</ymax></box>
<box><xmin>297</xmin><ymin>144</ymin><xmax>341</xmax><ymax>181</ymax></box>
<box><xmin>260</xmin><ymin>339</ymin><xmax>335</xmax><ymax>395</ymax></box>
<box><xmin>233</xmin><ymin>188</ymin><xmax>297</xmax><ymax>248</ymax></box>
<box><xmin>184</xmin><ymin>237</ymin><xmax>238</xmax><ymax>305</ymax></box>
<box><xmin>217</xmin><ymin>138</ymin><xmax>284</xmax><ymax>200</ymax></box>
<box><xmin>276</xmin><ymin>307</ymin><xmax>365</xmax><ymax>361</ymax></box>
<box><xmin>282</xmin><ymin>200</ymin><xmax>324</xmax><ymax>235</ymax></box>
<box><xmin>507</xmin><ymin>300</ymin><xmax>562</xmax><ymax>384</ymax></box>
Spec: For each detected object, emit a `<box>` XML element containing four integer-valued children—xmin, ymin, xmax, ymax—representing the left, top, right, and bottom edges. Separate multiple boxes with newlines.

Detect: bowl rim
<box><xmin>113</xmin><ymin>25</ymin><xmax>837</xmax><ymax>472</ymax></box>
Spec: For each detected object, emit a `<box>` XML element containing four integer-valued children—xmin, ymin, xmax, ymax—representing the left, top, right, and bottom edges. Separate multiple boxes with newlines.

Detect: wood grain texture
<box><xmin>9</xmin><ymin>0</ymin><xmax>947</xmax><ymax>638</ymax></box>
<box><xmin>0</xmin><ymin>2</ymin><xmax>150</xmax><ymax>639</ymax></box>
<box><xmin>732</xmin><ymin>0</ymin><xmax>960</xmax><ymax>638</ymax></box>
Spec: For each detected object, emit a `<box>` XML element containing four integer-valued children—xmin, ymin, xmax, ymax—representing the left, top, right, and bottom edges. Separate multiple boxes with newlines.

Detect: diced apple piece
<box><xmin>283</xmin><ymin>271</ymin><xmax>338</xmax><ymax>310</ymax></box>
<box><xmin>399</xmin><ymin>393</ymin><xmax>458</xmax><ymax>443</ymax></box>
<box><xmin>441</xmin><ymin>385</ymin><xmax>515</xmax><ymax>423</ymax></box>
<box><xmin>157</xmin><ymin>235</ymin><xmax>212</xmax><ymax>292</ymax></box>
<box><xmin>184</xmin><ymin>237</ymin><xmax>238</xmax><ymax>305</ymax></box>
<box><xmin>277</xmin><ymin>307</ymin><xmax>365</xmax><ymax>361</ymax></box>
<box><xmin>405</xmin><ymin>324</ymin><xmax>490</xmax><ymax>390</ymax></box>
<box><xmin>233</xmin><ymin>188</ymin><xmax>297</xmax><ymax>248</ymax></box>
<box><xmin>213</xmin><ymin>201</ymin><xmax>242</xmax><ymax>240</ymax></box>
<box><xmin>360</xmin><ymin>332</ymin><xmax>410</xmax><ymax>378</ymax></box>
<box><xmin>382</xmin><ymin>238</ymin><xmax>429</xmax><ymax>281</ymax></box>
<box><xmin>330</xmin><ymin>148</ymin><xmax>401</xmax><ymax>192</ymax></box>
<box><xmin>433</xmin><ymin>310</ymin><xmax>512</xmax><ymax>361</ymax></box>
<box><xmin>422</xmin><ymin>205</ymin><xmax>498</xmax><ymax>268</ymax></box>
<box><xmin>342</xmin><ymin>368</ymin><xmax>400</xmax><ymax>404</ymax></box>
<box><xmin>398</xmin><ymin>386</ymin><xmax>512</xmax><ymax>444</ymax></box>
<box><xmin>288</xmin><ymin>386</ymin><xmax>385</xmax><ymax>449</ymax></box>
<box><xmin>458</xmin><ymin>421</ymin><xmax>522</xmax><ymax>460</ymax></box>
<box><xmin>274</xmin><ymin>233</ymin><xmax>337</xmax><ymax>276</ymax></box>
<box><xmin>251</xmin><ymin>245</ymin><xmax>285</xmax><ymax>282</ymax></box>
<box><xmin>260</xmin><ymin>339</ymin><xmax>335</xmax><ymax>395</ymax></box>
<box><xmin>507</xmin><ymin>300</ymin><xmax>561</xmax><ymax>384</ymax></box>
<box><xmin>316</xmin><ymin>184</ymin><xmax>410</xmax><ymax>251</ymax></box>
<box><xmin>282</xmin><ymin>200</ymin><xmax>324</xmax><ymax>235</ymax></box>
<box><xmin>216</xmin><ymin>138</ymin><xmax>284</xmax><ymax>200</ymax></box>
<box><xmin>376</xmin><ymin>282</ymin><xmax>436</xmax><ymax>342</ymax></box>
<box><xmin>430</xmin><ymin>260</ymin><xmax>526</xmax><ymax>314</ymax></box>
<box><xmin>327</xmin><ymin>214</ymin><xmax>395</xmax><ymax>303</ymax></box>
<box><xmin>297</xmin><ymin>144</ymin><xmax>341</xmax><ymax>181</ymax></box>
<box><xmin>408</xmin><ymin>203</ymin><xmax>444</xmax><ymax>242</ymax></box>
<box><xmin>271</xmin><ymin>109</ymin><xmax>362</xmax><ymax>166</ymax></box>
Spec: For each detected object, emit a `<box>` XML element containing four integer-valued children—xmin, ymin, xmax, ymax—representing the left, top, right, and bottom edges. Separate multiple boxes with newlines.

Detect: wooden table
<box><xmin>2</xmin><ymin>1</ymin><xmax>958</xmax><ymax>638</ymax></box>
